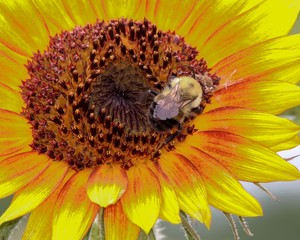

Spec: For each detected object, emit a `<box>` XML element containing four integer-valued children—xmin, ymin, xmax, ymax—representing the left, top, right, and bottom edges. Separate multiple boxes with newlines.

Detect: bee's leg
<box><xmin>154</xmin><ymin>123</ymin><xmax>182</xmax><ymax>155</ymax></box>
<box><xmin>164</xmin><ymin>123</ymin><xmax>182</xmax><ymax>147</ymax></box>
<box><xmin>148</xmin><ymin>89</ymin><xmax>157</xmax><ymax>96</ymax></box>
<box><xmin>162</xmin><ymin>132</ymin><xmax>179</xmax><ymax>150</ymax></box>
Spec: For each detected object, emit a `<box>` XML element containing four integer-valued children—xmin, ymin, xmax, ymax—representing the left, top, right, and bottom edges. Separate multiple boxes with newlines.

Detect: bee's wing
<box><xmin>179</xmin><ymin>95</ymin><xmax>197</xmax><ymax>108</ymax></box>
<box><xmin>154</xmin><ymin>83</ymin><xmax>182</xmax><ymax>120</ymax></box>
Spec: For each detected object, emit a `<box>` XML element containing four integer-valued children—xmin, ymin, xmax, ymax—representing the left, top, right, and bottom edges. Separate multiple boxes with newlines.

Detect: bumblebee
<box><xmin>149</xmin><ymin>76</ymin><xmax>203</xmax><ymax>131</ymax></box>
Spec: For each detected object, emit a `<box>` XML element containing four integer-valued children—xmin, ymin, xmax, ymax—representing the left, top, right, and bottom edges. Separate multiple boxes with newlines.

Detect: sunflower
<box><xmin>1</xmin><ymin>0</ymin><xmax>300</xmax><ymax>239</ymax></box>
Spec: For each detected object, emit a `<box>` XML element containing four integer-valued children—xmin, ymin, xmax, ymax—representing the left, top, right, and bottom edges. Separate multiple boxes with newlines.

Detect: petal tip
<box><xmin>289</xmin><ymin>169</ymin><xmax>300</xmax><ymax>180</ymax></box>
<box><xmin>251</xmin><ymin>205</ymin><xmax>263</xmax><ymax>217</ymax></box>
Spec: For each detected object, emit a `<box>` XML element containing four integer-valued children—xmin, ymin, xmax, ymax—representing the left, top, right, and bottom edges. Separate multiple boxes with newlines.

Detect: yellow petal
<box><xmin>104</xmin><ymin>201</ymin><xmax>140</xmax><ymax>240</ymax></box>
<box><xmin>32</xmin><ymin>0</ymin><xmax>75</xmax><ymax>36</ymax></box>
<box><xmin>213</xmin><ymin>34</ymin><xmax>300</xmax><ymax>87</ymax></box>
<box><xmin>0</xmin><ymin>83</ymin><xmax>24</xmax><ymax>113</ymax></box>
<box><xmin>22</xmin><ymin>169</ymin><xmax>75</xmax><ymax>240</ymax></box>
<box><xmin>0</xmin><ymin>0</ymin><xmax>50</xmax><ymax>56</ymax></box>
<box><xmin>186</xmin><ymin>131</ymin><xmax>300</xmax><ymax>182</ymax></box>
<box><xmin>54</xmin><ymin>0</ymin><xmax>98</xmax><ymax>26</ymax></box>
<box><xmin>0</xmin><ymin>161</ymin><xmax>68</xmax><ymax>225</ymax></box>
<box><xmin>87</xmin><ymin>164</ymin><xmax>128</xmax><ymax>207</ymax></box>
<box><xmin>52</xmin><ymin>169</ymin><xmax>99</xmax><ymax>240</ymax></box>
<box><xmin>145</xmin><ymin>0</ymin><xmax>200</xmax><ymax>32</ymax></box>
<box><xmin>92</xmin><ymin>0</ymin><xmax>146</xmax><ymax>21</ymax></box>
<box><xmin>121</xmin><ymin>164</ymin><xmax>161</xmax><ymax>234</ymax></box>
<box><xmin>176</xmin><ymin>143</ymin><xmax>262</xmax><ymax>216</ymax></box>
<box><xmin>272</xmin><ymin>135</ymin><xmax>300</xmax><ymax>152</ymax></box>
<box><xmin>147</xmin><ymin>161</ymin><xmax>180</xmax><ymax>224</ymax></box>
<box><xmin>0</xmin><ymin>109</ymin><xmax>32</xmax><ymax>157</ymax></box>
<box><xmin>159</xmin><ymin>151</ymin><xmax>211</xmax><ymax>228</ymax></box>
<box><xmin>195</xmin><ymin>107</ymin><xmax>300</xmax><ymax>151</ymax></box>
<box><xmin>0</xmin><ymin>149</ymin><xmax>31</xmax><ymax>162</ymax></box>
<box><xmin>200</xmin><ymin>0</ymin><xmax>300</xmax><ymax>66</ymax></box>
<box><xmin>0</xmin><ymin>151</ymin><xmax>51</xmax><ymax>198</ymax></box>
<box><xmin>156</xmin><ymin>171</ymin><xmax>181</xmax><ymax>223</ymax></box>
<box><xmin>206</xmin><ymin>80</ymin><xmax>300</xmax><ymax>115</ymax></box>
<box><xmin>179</xmin><ymin>0</ymin><xmax>261</xmax><ymax>49</ymax></box>
<box><xmin>0</xmin><ymin>43</ymin><xmax>28</xmax><ymax>90</ymax></box>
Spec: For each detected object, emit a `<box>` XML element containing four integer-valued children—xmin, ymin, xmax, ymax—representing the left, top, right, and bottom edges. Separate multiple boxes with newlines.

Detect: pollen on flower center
<box><xmin>21</xmin><ymin>18</ymin><xmax>220</xmax><ymax>170</ymax></box>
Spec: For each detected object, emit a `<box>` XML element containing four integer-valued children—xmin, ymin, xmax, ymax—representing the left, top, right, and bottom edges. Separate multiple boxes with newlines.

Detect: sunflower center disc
<box><xmin>21</xmin><ymin>18</ymin><xmax>219</xmax><ymax>170</ymax></box>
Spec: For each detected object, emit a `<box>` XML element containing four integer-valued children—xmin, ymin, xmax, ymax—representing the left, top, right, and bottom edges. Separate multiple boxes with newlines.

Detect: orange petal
<box><xmin>0</xmin><ymin>161</ymin><xmax>69</xmax><ymax>225</ymax></box>
<box><xmin>0</xmin><ymin>151</ymin><xmax>51</xmax><ymax>198</ymax></box>
<box><xmin>52</xmin><ymin>169</ymin><xmax>99</xmax><ymax>240</ymax></box>
<box><xmin>121</xmin><ymin>164</ymin><xmax>161</xmax><ymax>234</ymax></box>
<box><xmin>87</xmin><ymin>164</ymin><xmax>128</xmax><ymax>207</ymax></box>
<box><xmin>206</xmin><ymin>80</ymin><xmax>300</xmax><ymax>115</ymax></box>
<box><xmin>199</xmin><ymin>0</ymin><xmax>300</xmax><ymax>66</ymax></box>
<box><xmin>0</xmin><ymin>83</ymin><xmax>24</xmax><ymax>113</ymax></box>
<box><xmin>0</xmin><ymin>149</ymin><xmax>31</xmax><ymax>162</ymax></box>
<box><xmin>104</xmin><ymin>200</ymin><xmax>140</xmax><ymax>240</ymax></box>
<box><xmin>195</xmin><ymin>107</ymin><xmax>300</xmax><ymax>151</ymax></box>
<box><xmin>0</xmin><ymin>109</ymin><xmax>32</xmax><ymax>157</ymax></box>
<box><xmin>185</xmin><ymin>131</ymin><xmax>300</xmax><ymax>182</ymax></box>
<box><xmin>0</xmin><ymin>0</ymin><xmax>50</xmax><ymax>57</ymax></box>
<box><xmin>213</xmin><ymin>34</ymin><xmax>300</xmax><ymax>87</ymax></box>
<box><xmin>175</xmin><ymin>143</ymin><xmax>262</xmax><ymax>217</ymax></box>
<box><xmin>158</xmin><ymin>151</ymin><xmax>211</xmax><ymax>228</ymax></box>
<box><xmin>22</xmin><ymin>168</ymin><xmax>76</xmax><ymax>240</ymax></box>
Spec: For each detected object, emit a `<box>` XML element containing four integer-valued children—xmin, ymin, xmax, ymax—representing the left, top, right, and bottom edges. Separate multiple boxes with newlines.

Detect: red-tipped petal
<box><xmin>104</xmin><ymin>200</ymin><xmax>140</xmax><ymax>240</ymax></box>
<box><xmin>176</xmin><ymin>143</ymin><xmax>263</xmax><ymax>217</ymax></box>
<box><xmin>159</xmin><ymin>151</ymin><xmax>211</xmax><ymax>228</ymax></box>
<box><xmin>195</xmin><ymin>107</ymin><xmax>300</xmax><ymax>151</ymax></box>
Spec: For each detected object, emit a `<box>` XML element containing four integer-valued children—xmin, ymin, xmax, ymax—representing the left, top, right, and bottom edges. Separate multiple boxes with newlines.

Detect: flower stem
<box><xmin>138</xmin><ymin>229</ymin><xmax>156</xmax><ymax>240</ymax></box>
<box><xmin>85</xmin><ymin>208</ymin><xmax>105</xmax><ymax>240</ymax></box>
<box><xmin>98</xmin><ymin>208</ymin><xmax>105</xmax><ymax>240</ymax></box>
<box><xmin>180</xmin><ymin>211</ymin><xmax>201</xmax><ymax>240</ymax></box>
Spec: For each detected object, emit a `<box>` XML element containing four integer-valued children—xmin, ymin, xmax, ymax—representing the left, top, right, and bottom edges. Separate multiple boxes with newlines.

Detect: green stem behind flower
<box><xmin>180</xmin><ymin>211</ymin><xmax>201</xmax><ymax>240</ymax></box>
